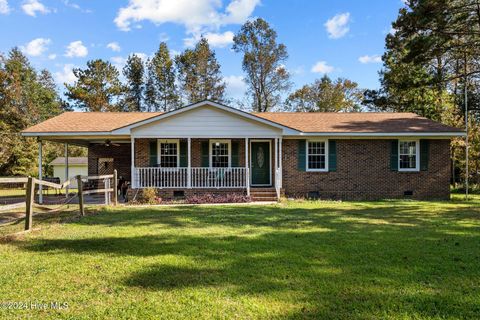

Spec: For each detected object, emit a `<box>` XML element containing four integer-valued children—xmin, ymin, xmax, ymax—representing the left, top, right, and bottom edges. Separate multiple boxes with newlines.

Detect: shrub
<box><xmin>141</xmin><ymin>188</ymin><xmax>162</xmax><ymax>204</ymax></box>
<box><xmin>186</xmin><ymin>193</ymin><xmax>250</xmax><ymax>204</ymax></box>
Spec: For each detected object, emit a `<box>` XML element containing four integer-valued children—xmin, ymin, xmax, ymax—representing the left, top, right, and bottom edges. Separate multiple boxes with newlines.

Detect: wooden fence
<box><xmin>0</xmin><ymin>170</ymin><xmax>118</xmax><ymax>231</ymax></box>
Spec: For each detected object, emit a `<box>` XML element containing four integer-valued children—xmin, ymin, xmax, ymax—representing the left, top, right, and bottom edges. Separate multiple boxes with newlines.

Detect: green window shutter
<box><xmin>179</xmin><ymin>141</ymin><xmax>187</xmax><ymax>167</ymax></box>
<box><xmin>390</xmin><ymin>140</ymin><xmax>398</xmax><ymax>171</ymax></box>
<box><xmin>298</xmin><ymin>140</ymin><xmax>306</xmax><ymax>171</ymax></box>
<box><xmin>201</xmin><ymin>141</ymin><xmax>209</xmax><ymax>167</ymax></box>
<box><xmin>231</xmin><ymin>141</ymin><xmax>239</xmax><ymax>167</ymax></box>
<box><xmin>328</xmin><ymin>140</ymin><xmax>337</xmax><ymax>172</ymax></box>
<box><xmin>420</xmin><ymin>139</ymin><xmax>429</xmax><ymax>171</ymax></box>
<box><xmin>149</xmin><ymin>140</ymin><xmax>157</xmax><ymax>167</ymax></box>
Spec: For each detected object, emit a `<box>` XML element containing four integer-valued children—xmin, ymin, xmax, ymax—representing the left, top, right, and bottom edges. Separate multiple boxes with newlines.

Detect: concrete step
<box><xmin>251</xmin><ymin>188</ymin><xmax>276</xmax><ymax>192</ymax></box>
<box><xmin>251</xmin><ymin>197</ymin><xmax>278</xmax><ymax>201</ymax></box>
<box><xmin>250</xmin><ymin>188</ymin><xmax>278</xmax><ymax>201</ymax></box>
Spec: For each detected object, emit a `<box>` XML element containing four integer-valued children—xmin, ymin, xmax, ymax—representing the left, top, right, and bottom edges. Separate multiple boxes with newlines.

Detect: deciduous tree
<box><xmin>233</xmin><ymin>18</ymin><xmax>291</xmax><ymax>112</ymax></box>
<box><xmin>286</xmin><ymin>76</ymin><xmax>363</xmax><ymax>112</ymax></box>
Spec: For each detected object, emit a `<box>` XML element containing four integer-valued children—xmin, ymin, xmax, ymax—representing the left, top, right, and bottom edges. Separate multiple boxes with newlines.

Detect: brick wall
<box><xmin>88</xmin><ymin>143</ymin><xmax>131</xmax><ymax>180</ymax></box>
<box><xmin>282</xmin><ymin>139</ymin><xmax>451</xmax><ymax>200</ymax></box>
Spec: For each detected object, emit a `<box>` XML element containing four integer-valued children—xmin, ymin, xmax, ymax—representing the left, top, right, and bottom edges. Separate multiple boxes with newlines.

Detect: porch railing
<box><xmin>134</xmin><ymin>167</ymin><xmax>247</xmax><ymax>189</ymax></box>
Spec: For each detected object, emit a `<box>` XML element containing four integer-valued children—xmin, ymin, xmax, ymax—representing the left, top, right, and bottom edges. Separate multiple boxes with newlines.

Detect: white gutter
<box><xmin>293</xmin><ymin>131</ymin><xmax>466</xmax><ymax>137</ymax></box>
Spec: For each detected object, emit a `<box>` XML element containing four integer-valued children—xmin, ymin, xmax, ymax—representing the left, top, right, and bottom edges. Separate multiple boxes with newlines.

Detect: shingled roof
<box><xmin>254</xmin><ymin>112</ymin><xmax>462</xmax><ymax>133</ymax></box>
<box><xmin>22</xmin><ymin>109</ymin><xmax>462</xmax><ymax>134</ymax></box>
<box><xmin>23</xmin><ymin>112</ymin><xmax>162</xmax><ymax>133</ymax></box>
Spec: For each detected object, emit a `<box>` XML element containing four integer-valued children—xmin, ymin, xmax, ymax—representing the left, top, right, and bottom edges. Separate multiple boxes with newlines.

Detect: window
<box><xmin>210</xmin><ymin>140</ymin><xmax>230</xmax><ymax>168</ymax></box>
<box><xmin>158</xmin><ymin>139</ymin><xmax>179</xmax><ymax>168</ymax></box>
<box><xmin>307</xmin><ymin>140</ymin><xmax>328</xmax><ymax>171</ymax></box>
<box><xmin>399</xmin><ymin>140</ymin><xmax>419</xmax><ymax>171</ymax></box>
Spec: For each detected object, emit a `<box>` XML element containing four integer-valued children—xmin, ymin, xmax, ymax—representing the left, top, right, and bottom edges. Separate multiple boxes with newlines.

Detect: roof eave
<box><xmin>294</xmin><ymin>131</ymin><xmax>465</xmax><ymax>137</ymax></box>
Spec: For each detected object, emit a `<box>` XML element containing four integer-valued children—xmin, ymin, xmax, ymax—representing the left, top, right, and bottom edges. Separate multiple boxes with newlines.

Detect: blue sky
<box><xmin>0</xmin><ymin>0</ymin><xmax>405</xmax><ymax>101</ymax></box>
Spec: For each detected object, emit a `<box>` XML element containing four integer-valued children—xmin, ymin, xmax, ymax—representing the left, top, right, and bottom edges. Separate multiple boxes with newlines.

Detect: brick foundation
<box><xmin>127</xmin><ymin>188</ymin><xmax>246</xmax><ymax>201</ymax></box>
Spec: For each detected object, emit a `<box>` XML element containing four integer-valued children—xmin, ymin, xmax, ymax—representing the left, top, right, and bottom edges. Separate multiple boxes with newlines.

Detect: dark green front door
<box><xmin>251</xmin><ymin>142</ymin><xmax>270</xmax><ymax>185</ymax></box>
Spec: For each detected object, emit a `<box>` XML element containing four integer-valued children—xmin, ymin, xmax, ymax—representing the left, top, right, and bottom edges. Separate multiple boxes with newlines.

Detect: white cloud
<box><xmin>107</xmin><ymin>42</ymin><xmax>121</xmax><ymax>52</ymax></box>
<box><xmin>325</xmin><ymin>12</ymin><xmax>350</xmax><ymax>39</ymax></box>
<box><xmin>184</xmin><ymin>31</ymin><xmax>234</xmax><ymax>48</ymax></box>
<box><xmin>224</xmin><ymin>75</ymin><xmax>247</xmax><ymax>99</ymax></box>
<box><xmin>21</xmin><ymin>38</ymin><xmax>51</xmax><ymax>56</ymax></box>
<box><xmin>358</xmin><ymin>55</ymin><xmax>382</xmax><ymax>64</ymax></box>
<box><xmin>132</xmin><ymin>52</ymin><xmax>149</xmax><ymax>61</ymax></box>
<box><xmin>65</xmin><ymin>40</ymin><xmax>88</xmax><ymax>57</ymax></box>
<box><xmin>55</xmin><ymin>64</ymin><xmax>77</xmax><ymax>85</ymax></box>
<box><xmin>111</xmin><ymin>56</ymin><xmax>126</xmax><ymax>65</ymax></box>
<box><xmin>22</xmin><ymin>0</ymin><xmax>50</xmax><ymax>17</ymax></box>
<box><xmin>311</xmin><ymin>61</ymin><xmax>334</xmax><ymax>74</ymax></box>
<box><xmin>0</xmin><ymin>0</ymin><xmax>10</xmax><ymax>14</ymax></box>
<box><xmin>205</xmin><ymin>31</ymin><xmax>234</xmax><ymax>48</ymax></box>
<box><xmin>114</xmin><ymin>0</ymin><xmax>260</xmax><ymax>32</ymax></box>
<box><xmin>63</xmin><ymin>0</ymin><xmax>92</xmax><ymax>13</ymax></box>
<box><xmin>48</xmin><ymin>53</ymin><xmax>57</xmax><ymax>60</ymax></box>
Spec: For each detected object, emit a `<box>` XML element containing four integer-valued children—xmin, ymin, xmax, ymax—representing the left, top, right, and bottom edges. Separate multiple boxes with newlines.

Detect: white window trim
<box><xmin>398</xmin><ymin>139</ymin><xmax>420</xmax><ymax>172</ymax></box>
<box><xmin>306</xmin><ymin>139</ymin><xmax>329</xmax><ymax>172</ymax></box>
<box><xmin>209</xmin><ymin>139</ymin><xmax>231</xmax><ymax>168</ymax></box>
<box><xmin>157</xmin><ymin>139</ymin><xmax>180</xmax><ymax>168</ymax></box>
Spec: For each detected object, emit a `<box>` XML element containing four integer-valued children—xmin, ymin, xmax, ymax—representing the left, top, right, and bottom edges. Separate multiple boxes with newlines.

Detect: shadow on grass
<box><xmin>10</xmin><ymin>201</ymin><xmax>480</xmax><ymax>318</ymax></box>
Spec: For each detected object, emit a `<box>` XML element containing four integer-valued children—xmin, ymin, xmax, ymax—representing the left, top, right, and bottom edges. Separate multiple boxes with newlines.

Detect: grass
<box><xmin>0</xmin><ymin>196</ymin><xmax>479</xmax><ymax>319</ymax></box>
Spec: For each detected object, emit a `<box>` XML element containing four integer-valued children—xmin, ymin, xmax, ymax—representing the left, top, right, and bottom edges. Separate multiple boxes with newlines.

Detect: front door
<box><xmin>251</xmin><ymin>141</ymin><xmax>271</xmax><ymax>185</ymax></box>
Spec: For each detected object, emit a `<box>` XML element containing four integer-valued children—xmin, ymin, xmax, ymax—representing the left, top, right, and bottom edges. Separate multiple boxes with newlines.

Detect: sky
<box><xmin>0</xmin><ymin>0</ymin><xmax>405</xmax><ymax>102</ymax></box>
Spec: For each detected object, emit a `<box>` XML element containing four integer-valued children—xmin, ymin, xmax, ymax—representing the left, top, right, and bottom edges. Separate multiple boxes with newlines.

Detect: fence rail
<box><xmin>0</xmin><ymin>171</ymin><xmax>118</xmax><ymax>232</ymax></box>
<box><xmin>134</xmin><ymin>167</ymin><xmax>247</xmax><ymax>189</ymax></box>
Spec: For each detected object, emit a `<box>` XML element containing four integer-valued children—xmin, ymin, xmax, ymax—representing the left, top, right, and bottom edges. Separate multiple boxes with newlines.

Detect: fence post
<box><xmin>25</xmin><ymin>176</ymin><xmax>34</xmax><ymax>231</ymax></box>
<box><xmin>77</xmin><ymin>175</ymin><xmax>85</xmax><ymax>216</ymax></box>
<box><xmin>113</xmin><ymin>169</ymin><xmax>118</xmax><ymax>206</ymax></box>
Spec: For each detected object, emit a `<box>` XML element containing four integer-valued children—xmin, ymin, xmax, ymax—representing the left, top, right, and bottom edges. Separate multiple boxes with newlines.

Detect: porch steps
<box><xmin>250</xmin><ymin>188</ymin><xmax>278</xmax><ymax>202</ymax></box>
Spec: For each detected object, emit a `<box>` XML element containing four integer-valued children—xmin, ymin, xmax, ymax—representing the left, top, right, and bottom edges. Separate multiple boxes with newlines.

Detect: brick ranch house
<box><xmin>22</xmin><ymin>100</ymin><xmax>464</xmax><ymax>201</ymax></box>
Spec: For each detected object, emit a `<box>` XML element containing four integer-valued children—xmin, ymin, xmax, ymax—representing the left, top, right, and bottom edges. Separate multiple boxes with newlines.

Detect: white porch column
<box><xmin>245</xmin><ymin>137</ymin><xmax>250</xmax><ymax>196</ymax></box>
<box><xmin>38</xmin><ymin>140</ymin><xmax>43</xmax><ymax>204</ymax></box>
<box><xmin>274</xmin><ymin>137</ymin><xmax>278</xmax><ymax>180</ymax></box>
<box><xmin>187</xmin><ymin>137</ymin><xmax>192</xmax><ymax>188</ymax></box>
<box><xmin>279</xmin><ymin>137</ymin><xmax>283</xmax><ymax>189</ymax></box>
<box><xmin>64</xmin><ymin>143</ymin><xmax>69</xmax><ymax>197</ymax></box>
<box><xmin>131</xmin><ymin>137</ymin><xmax>135</xmax><ymax>188</ymax></box>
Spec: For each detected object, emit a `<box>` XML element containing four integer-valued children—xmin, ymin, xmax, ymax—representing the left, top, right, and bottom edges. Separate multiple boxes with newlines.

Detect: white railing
<box><xmin>191</xmin><ymin>167</ymin><xmax>246</xmax><ymax>188</ymax></box>
<box><xmin>134</xmin><ymin>167</ymin><xmax>247</xmax><ymax>189</ymax></box>
<box><xmin>135</xmin><ymin>167</ymin><xmax>188</xmax><ymax>188</ymax></box>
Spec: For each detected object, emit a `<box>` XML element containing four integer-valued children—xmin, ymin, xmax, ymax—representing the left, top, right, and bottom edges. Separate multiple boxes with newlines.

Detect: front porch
<box><xmin>130</xmin><ymin>137</ymin><xmax>283</xmax><ymax>199</ymax></box>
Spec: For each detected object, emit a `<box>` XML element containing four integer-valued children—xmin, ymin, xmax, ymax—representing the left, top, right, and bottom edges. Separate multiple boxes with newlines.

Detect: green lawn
<box><xmin>0</xmin><ymin>196</ymin><xmax>479</xmax><ymax>319</ymax></box>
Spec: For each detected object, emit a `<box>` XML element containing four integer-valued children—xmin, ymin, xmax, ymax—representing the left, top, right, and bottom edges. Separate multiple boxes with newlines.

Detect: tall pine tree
<box><xmin>123</xmin><ymin>54</ymin><xmax>145</xmax><ymax>112</ymax></box>
<box><xmin>175</xmin><ymin>37</ymin><xmax>226</xmax><ymax>103</ymax></box>
<box><xmin>65</xmin><ymin>59</ymin><xmax>124</xmax><ymax>112</ymax></box>
<box><xmin>145</xmin><ymin>42</ymin><xmax>179</xmax><ymax>111</ymax></box>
